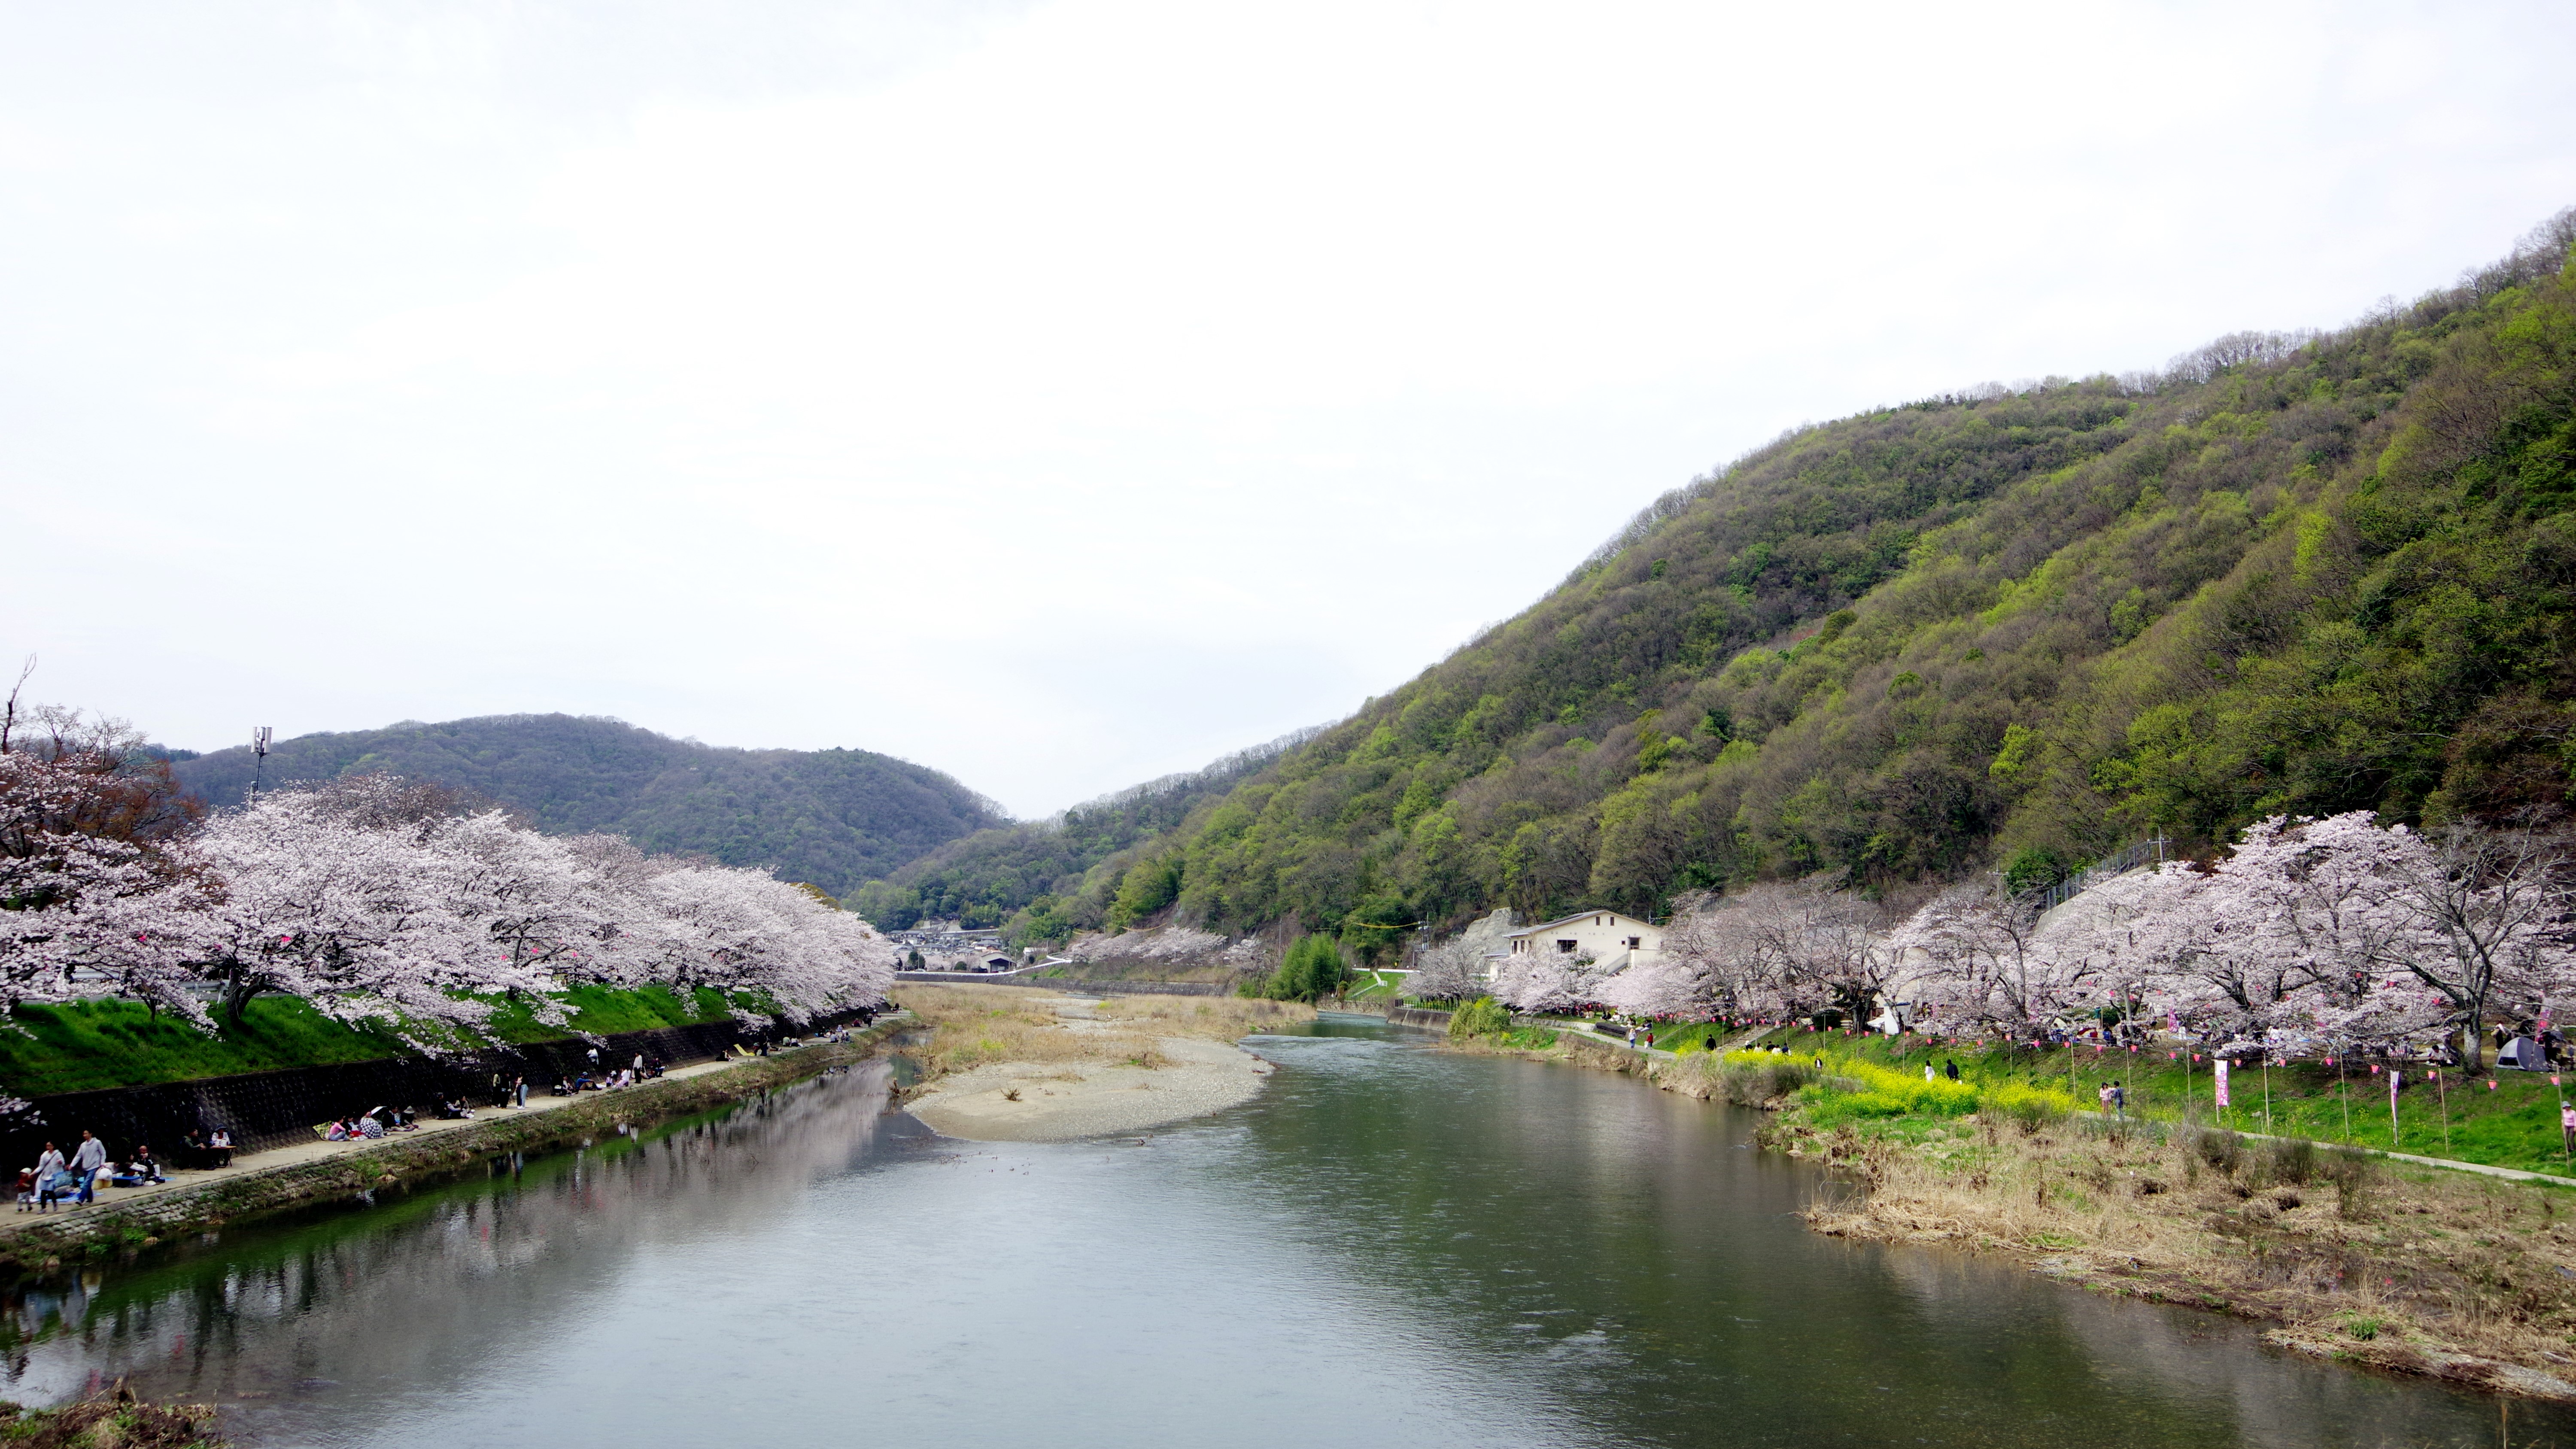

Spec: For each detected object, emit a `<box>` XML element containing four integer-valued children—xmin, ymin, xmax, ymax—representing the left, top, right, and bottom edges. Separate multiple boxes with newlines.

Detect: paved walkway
<box><xmin>0</xmin><ymin>1045</ymin><xmax>828</xmax><ymax>1233</ymax></box>
<box><xmin>2128</xmin><ymin>1115</ymin><xmax>2576</xmax><ymax>1190</ymax></box>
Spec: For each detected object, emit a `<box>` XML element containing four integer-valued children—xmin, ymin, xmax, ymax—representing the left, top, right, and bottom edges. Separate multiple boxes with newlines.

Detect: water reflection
<box><xmin>1</xmin><ymin>1066</ymin><xmax>922</xmax><ymax>1440</ymax></box>
<box><xmin>0</xmin><ymin>1025</ymin><xmax>2564</xmax><ymax>1449</ymax></box>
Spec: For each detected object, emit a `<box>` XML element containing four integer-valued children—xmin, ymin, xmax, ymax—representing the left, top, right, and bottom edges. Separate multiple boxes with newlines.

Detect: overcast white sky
<box><xmin>4</xmin><ymin>1</ymin><xmax>2572</xmax><ymax>816</ymax></box>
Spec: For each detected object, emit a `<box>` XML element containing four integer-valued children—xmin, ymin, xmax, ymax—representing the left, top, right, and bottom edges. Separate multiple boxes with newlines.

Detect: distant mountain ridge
<box><xmin>852</xmin><ymin>725</ymin><xmax>1325</xmax><ymax>930</ymax></box>
<box><xmin>172</xmin><ymin>714</ymin><xmax>1007</xmax><ymax>897</ymax></box>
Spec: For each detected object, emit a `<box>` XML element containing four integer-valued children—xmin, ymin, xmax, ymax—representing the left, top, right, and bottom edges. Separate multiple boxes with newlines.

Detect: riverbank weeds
<box><xmin>1087</xmin><ymin>994</ymin><xmax>1316</xmax><ymax>1041</ymax></box>
<box><xmin>1716</xmin><ymin>1055</ymin><xmax>2576</xmax><ymax>1401</ymax></box>
<box><xmin>0</xmin><ymin>1391</ymin><xmax>223</xmax><ymax>1447</ymax></box>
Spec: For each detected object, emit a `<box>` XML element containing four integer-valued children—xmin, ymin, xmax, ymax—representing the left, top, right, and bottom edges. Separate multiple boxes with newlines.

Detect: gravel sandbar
<box><xmin>904</xmin><ymin>1033</ymin><xmax>1273</xmax><ymax>1141</ymax></box>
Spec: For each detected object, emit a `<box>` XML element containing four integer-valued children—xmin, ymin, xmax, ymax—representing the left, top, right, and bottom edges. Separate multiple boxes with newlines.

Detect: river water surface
<box><xmin>4</xmin><ymin>1016</ymin><xmax>2568</xmax><ymax>1448</ymax></box>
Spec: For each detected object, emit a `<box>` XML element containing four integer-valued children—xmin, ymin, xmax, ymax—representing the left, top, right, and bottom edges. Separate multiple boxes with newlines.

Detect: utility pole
<box><xmin>248</xmin><ymin>726</ymin><xmax>273</xmax><ymax>804</ymax></box>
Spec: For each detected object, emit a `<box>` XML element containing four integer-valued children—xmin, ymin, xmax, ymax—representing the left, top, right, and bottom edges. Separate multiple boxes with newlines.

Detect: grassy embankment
<box><xmin>1691</xmin><ymin>1025</ymin><xmax>2576</xmax><ymax>1175</ymax></box>
<box><xmin>889</xmin><ymin>984</ymin><xmax>1312</xmax><ymax>1084</ymax></box>
<box><xmin>1662</xmin><ymin>1033</ymin><xmax>2576</xmax><ymax>1400</ymax></box>
<box><xmin>1433</xmin><ymin>999</ymin><xmax>1662</xmax><ymax>1067</ymax></box>
<box><xmin>0</xmin><ymin>985</ymin><xmax>771</xmax><ymax>1097</ymax></box>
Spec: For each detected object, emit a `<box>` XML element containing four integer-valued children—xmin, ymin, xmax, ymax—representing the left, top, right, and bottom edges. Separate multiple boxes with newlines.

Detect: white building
<box><xmin>1493</xmin><ymin>909</ymin><xmax>1665</xmax><ymax>979</ymax></box>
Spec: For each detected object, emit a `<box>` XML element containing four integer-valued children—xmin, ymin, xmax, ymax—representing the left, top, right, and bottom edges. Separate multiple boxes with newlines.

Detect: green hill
<box><xmin>172</xmin><ymin>714</ymin><xmax>1006</xmax><ymax>897</ymax></box>
<box><xmin>926</xmin><ymin>209</ymin><xmax>2576</xmax><ymax>957</ymax></box>
<box><xmin>851</xmin><ymin>727</ymin><xmax>1321</xmax><ymax>930</ymax></box>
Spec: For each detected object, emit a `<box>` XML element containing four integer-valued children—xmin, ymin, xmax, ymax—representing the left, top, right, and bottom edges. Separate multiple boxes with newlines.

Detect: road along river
<box><xmin>0</xmin><ymin>1015</ymin><xmax>2564</xmax><ymax>1448</ymax></box>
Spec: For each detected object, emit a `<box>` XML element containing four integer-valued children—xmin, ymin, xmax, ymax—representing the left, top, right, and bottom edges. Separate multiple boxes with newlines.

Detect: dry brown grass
<box><xmin>1088</xmin><ymin>993</ymin><xmax>1315</xmax><ymax>1041</ymax></box>
<box><xmin>1781</xmin><ymin>1112</ymin><xmax>2576</xmax><ymax>1399</ymax></box>
<box><xmin>890</xmin><ymin>985</ymin><xmax>1171</xmax><ymax>1080</ymax></box>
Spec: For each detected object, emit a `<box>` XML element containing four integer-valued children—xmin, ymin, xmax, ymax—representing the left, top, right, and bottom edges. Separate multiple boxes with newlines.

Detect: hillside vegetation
<box><xmin>884</xmin><ymin>210</ymin><xmax>2576</xmax><ymax>958</ymax></box>
<box><xmin>173</xmin><ymin>714</ymin><xmax>1003</xmax><ymax>897</ymax></box>
<box><xmin>850</xmin><ymin>727</ymin><xmax>1320</xmax><ymax>931</ymax></box>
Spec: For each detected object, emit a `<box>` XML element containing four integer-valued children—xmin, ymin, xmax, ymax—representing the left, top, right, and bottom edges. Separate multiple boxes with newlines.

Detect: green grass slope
<box><xmin>987</xmin><ymin>210</ymin><xmax>2576</xmax><ymax>954</ymax></box>
<box><xmin>0</xmin><ymin>985</ymin><xmax>754</xmax><ymax>1097</ymax></box>
<box><xmin>1755</xmin><ymin>1024</ymin><xmax>2576</xmax><ymax>1179</ymax></box>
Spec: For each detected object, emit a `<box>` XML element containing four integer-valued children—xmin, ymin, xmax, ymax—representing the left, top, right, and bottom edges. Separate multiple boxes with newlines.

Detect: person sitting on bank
<box><xmin>207</xmin><ymin>1128</ymin><xmax>234</xmax><ymax>1166</ymax></box>
<box><xmin>130</xmin><ymin>1142</ymin><xmax>167</xmax><ymax>1183</ymax></box>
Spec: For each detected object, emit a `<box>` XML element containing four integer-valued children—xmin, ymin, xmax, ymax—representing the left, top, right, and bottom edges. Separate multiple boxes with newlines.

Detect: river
<box><xmin>1</xmin><ymin>1015</ymin><xmax>2565</xmax><ymax>1448</ymax></box>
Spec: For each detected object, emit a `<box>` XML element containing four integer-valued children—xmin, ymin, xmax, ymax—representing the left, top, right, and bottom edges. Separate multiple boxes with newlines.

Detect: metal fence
<box><xmin>2019</xmin><ymin>836</ymin><xmax>2168</xmax><ymax>914</ymax></box>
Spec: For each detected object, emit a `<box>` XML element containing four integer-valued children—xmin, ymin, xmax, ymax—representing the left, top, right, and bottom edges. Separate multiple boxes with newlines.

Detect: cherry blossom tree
<box><xmin>187</xmin><ymin>786</ymin><xmax>547</xmax><ymax>1028</ymax></box>
<box><xmin>2371</xmin><ymin>819</ymin><xmax>2572</xmax><ymax>1069</ymax></box>
<box><xmin>0</xmin><ymin>734</ymin><xmax>211</xmax><ymax>1019</ymax></box>
<box><xmin>1604</xmin><ymin>890</ymin><xmax>1746</xmax><ymax>1018</ymax></box>
<box><xmin>1897</xmin><ymin>814</ymin><xmax>2576</xmax><ymax>1066</ymax></box>
<box><xmin>1890</xmin><ymin>880</ymin><xmax>2099</xmax><ymax>1036</ymax></box>
<box><xmin>1407</xmin><ymin>935</ymin><xmax>1485</xmax><ymax>1002</ymax></box>
<box><xmin>1492</xmin><ymin>948</ymin><xmax>1619</xmax><ymax>1014</ymax></box>
<box><xmin>1408</xmin><ymin>908</ymin><xmax>1516</xmax><ymax>1002</ymax></box>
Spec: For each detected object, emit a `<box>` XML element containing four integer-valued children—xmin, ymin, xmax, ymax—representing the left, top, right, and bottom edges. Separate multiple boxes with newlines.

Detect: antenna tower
<box><xmin>248</xmin><ymin>726</ymin><xmax>273</xmax><ymax>804</ymax></box>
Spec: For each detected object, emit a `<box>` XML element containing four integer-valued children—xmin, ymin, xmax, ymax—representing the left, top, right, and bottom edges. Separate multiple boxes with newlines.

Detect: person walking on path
<box><xmin>70</xmin><ymin>1132</ymin><xmax>107</xmax><ymax>1204</ymax></box>
<box><xmin>33</xmin><ymin>1143</ymin><xmax>64</xmax><ymax>1211</ymax></box>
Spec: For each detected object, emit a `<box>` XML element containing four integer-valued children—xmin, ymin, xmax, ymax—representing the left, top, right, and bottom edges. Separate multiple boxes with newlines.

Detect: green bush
<box><xmin>1264</xmin><ymin>936</ymin><xmax>1349</xmax><ymax>1002</ymax></box>
<box><xmin>1448</xmin><ymin>996</ymin><xmax>1513</xmax><ymax>1039</ymax></box>
<box><xmin>1712</xmin><ymin>1057</ymin><xmax>1817</xmax><ymax>1107</ymax></box>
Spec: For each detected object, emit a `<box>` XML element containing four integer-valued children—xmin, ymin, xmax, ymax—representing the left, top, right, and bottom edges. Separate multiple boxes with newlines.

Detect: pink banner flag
<box><xmin>2214</xmin><ymin>1058</ymin><xmax>2230</xmax><ymax>1108</ymax></box>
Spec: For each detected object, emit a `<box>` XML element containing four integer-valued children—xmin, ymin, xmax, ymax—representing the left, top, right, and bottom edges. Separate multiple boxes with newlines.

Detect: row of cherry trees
<box><xmin>1</xmin><ymin>734</ymin><xmax>896</xmax><ymax>1037</ymax></box>
<box><xmin>1464</xmin><ymin>812</ymin><xmax>2575</xmax><ymax>1071</ymax></box>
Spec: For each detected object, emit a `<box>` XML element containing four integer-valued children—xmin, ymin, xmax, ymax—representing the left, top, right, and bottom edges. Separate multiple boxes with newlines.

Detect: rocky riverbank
<box><xmin>1423</xmin><ymin>1023</ymin><xmax>2576</xmax><ymax>1404</ymax></box>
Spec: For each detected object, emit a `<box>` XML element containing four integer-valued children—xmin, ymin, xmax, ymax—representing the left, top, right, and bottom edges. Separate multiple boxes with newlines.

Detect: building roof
<box><xmin>1503</xmin><ymin>909</ymin><xmax>1657</xmax><ymax>939</ymax></box>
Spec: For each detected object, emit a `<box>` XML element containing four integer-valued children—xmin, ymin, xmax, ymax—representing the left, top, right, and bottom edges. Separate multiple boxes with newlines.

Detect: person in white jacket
<box><xmin>33</xmin><ymin>1143</ymin><xmax>66</xmax><ymax>1211</ymax></box>
<box><xmin>69</xmin><ymin>1132</ymin><xmax>107</xmax><ymax>1204</ymax></box>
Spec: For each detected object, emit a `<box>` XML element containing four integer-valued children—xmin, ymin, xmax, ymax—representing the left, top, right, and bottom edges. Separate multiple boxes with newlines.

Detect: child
<box><xmin>14</xmin><ymin>1167</ymin><xmax>33</xmax><ymax>1212</ymax></box>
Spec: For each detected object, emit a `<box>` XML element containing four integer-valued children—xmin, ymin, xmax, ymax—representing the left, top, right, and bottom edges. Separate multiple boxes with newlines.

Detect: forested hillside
<box><xmin>174</xmin><ymin>714</ymin><xmax>1004</xmax><ymax>897</ymax></box>
<box><xmin>913</xmin><ymin>209</ymin><xmax>2576</xmax><ymax>957</ymax></box>
<box><xmin>850</xmin><ymin>728</ymin><xmax>1321</xmax><ymax>930</ymax></box>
